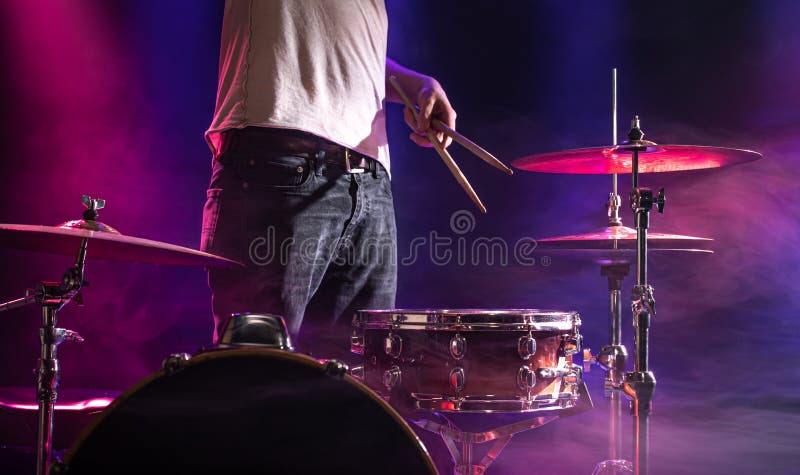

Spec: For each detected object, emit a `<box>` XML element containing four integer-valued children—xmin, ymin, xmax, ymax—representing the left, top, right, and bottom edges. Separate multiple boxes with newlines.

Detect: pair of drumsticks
<box><xmin>389</xmin><ymin>76</ymin><xmax>512</xmax><ymax>214</ymax></box>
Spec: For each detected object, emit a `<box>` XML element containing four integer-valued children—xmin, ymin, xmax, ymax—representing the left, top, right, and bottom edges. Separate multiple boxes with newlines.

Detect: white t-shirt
<box><xmin>206</xmin><ymin>0</ymin><xmax>390</xmax><ymax>174</ymax></box>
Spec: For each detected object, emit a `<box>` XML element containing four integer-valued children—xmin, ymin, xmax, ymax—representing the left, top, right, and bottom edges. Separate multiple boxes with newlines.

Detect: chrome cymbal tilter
<box><xmin>0</xmin><ymin>196</ymin><xmax>104</xmax><ymax>475</ymax></box>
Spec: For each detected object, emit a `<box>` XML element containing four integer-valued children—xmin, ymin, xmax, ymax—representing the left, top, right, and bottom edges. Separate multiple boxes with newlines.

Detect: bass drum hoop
<box><xmin>63</xmin><ymin>348</ymin><xmax>437</xmax><ymax>475</ymax></box>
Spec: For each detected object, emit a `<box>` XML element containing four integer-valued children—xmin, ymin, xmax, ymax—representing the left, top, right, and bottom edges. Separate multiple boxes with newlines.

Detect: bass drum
<box><xmin>62</xmin><ymin>348</ymin><xmax>436</xmax><ymax>475</ymax></box>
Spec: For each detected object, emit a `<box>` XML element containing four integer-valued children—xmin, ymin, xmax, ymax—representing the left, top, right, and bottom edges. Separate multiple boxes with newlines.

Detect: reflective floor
<box><xmin>417</xmin><ymin>369</ymin><xmax>800</xmax><ymax>475</ymax></box>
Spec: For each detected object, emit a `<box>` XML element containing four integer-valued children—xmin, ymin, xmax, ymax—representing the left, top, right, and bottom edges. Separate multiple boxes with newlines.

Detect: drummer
<box><xmin>200</xmin><ymin>1</ymin><xmax>457</xmax><ymax>357</ymax></box>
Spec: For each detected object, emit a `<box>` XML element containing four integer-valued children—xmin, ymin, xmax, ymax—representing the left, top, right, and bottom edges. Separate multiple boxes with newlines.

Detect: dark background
<box><xmin>0</xmin><ymin>1</ymin><xmax>798</xmax><ymax>474</ymax></box>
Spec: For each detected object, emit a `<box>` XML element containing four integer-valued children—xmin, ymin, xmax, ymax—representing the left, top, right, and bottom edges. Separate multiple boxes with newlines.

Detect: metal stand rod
<box><xmin>621</xmin><ymin>118</ymin><xmax>661</xmax><ymax>475</ymax></box>
<box><xmin>0</xmin><ymin>294</ymin><xmax>38</xmax><ymax>313</ymax></box>
<box><xmin>37</xmin><ymin>304</ymin><xmax>60</xmax><ymax>475</ymax></box>
<box><xmin>609</xmin><ymin>391</ymin><xmax>624</xmax><ymax>462</ymax></box>
<box><xmin>592</xmin><ymin>263</ymin><xmax>631</xmax><ymax>474</ymax></box>
<box><xmin>631</xmin><ymin>400</ymin><xmax>650</xmax><ymax>475</ymax></box>
<box><xmin>600</xmin><ymin>263</ymin><xmax>630</xmax><ymax>389</ymax></box>
<box><xmin>609</xmin><ymin>68</ymin><xmax>622</xmax><ymax>227</ymax></box>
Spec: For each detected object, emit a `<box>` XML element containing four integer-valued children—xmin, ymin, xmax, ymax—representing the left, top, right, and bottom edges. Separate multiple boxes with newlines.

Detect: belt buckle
<box><xmin>344</xmin><ymin>149</ymin><xmax>365</xmax><ymax>174</ymax></box>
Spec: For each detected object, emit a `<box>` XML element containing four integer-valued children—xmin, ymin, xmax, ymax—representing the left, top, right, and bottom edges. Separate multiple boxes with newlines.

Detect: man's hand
<box><xmin>386</xmin><ymin>58</ymin><xmax>457</xmax><ymax>148</ymax></box>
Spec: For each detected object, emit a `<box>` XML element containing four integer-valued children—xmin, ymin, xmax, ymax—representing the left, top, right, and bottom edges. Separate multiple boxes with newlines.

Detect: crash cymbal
<box><xmin>512</xmin><ymin>144</ymin><xmax>762</xmax><ymax>174</ymax></box>
<box><xmin>0</xmin><ymin>221</ymin><xmax>241</xmax><ymax>268</ymax></box>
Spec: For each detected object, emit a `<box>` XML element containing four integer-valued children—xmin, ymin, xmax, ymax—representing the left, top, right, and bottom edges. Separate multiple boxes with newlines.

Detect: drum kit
<box><xmin>0</xmin><ymin>70</ymin><xmax>762</xmax><ymax>475</ymax></box>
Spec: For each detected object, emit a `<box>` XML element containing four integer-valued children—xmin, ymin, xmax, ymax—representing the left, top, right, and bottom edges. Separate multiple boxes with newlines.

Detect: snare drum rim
<box><xmin>354</xmin><ymin>308</ymin><xmax>580</xmax><ymax>331</ymax></box>
<box><xmin>63</xmin><ymin>348</ymin><xmax>437</xmax><ymax>475</ymax></box>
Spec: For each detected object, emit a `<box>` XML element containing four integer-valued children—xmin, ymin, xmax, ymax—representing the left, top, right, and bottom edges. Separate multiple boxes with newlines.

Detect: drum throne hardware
<box><xmin>217</xmin><ymin>313</ymin><xmax>294</xmax><ymax>350</ymax></box>
<box><xmin>0</xmin><ymin>196</ymin><xmax>240</xmax><ymax>475</ymax></box>
<box><xmin>351</xmin><ymin>309</ymin><xmax>592</xmax><ymax>475</ymax></box>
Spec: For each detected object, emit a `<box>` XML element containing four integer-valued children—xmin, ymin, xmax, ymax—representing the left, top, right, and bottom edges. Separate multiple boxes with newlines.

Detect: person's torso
<box><xmin>207</xmin><ymin>0</ymin><xmax>390</xmax><ymax>173</ymax></box>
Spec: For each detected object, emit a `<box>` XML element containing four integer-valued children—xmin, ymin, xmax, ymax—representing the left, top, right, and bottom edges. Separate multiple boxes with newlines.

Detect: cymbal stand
<box><xmin>620</xmin><ymin>118</ymin><xmax>664</xmax><ymax>475</ymax></box>
<box><xmin>0</xmin><ymin>196</ymin><xmax>104</xmax><ymax>475</ymax></box>
<box><xmin>602</xmin><ymin>70</ymin><xmax>630</xmax><ymax>392</ymax></box>
<box><xmin>587</xmin><ymin>68</ymin><xmax>632</xmax><ymax>475</ymax></box>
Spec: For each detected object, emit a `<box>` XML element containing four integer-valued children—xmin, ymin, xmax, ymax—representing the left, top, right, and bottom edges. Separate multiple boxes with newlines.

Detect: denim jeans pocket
<box><xmin>238</xmin><ymin>154</ymin><xmax>314</xmax><ymax>190</ymax></box>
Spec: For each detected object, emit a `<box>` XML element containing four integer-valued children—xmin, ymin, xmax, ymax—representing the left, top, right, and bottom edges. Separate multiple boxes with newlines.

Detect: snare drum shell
<box><xmin>353</xmin><ymin>309</ymin><xmax>581</xmax><ymax>412</ymax></box>
<box><xmin>362</xmin><ymin>329</ymin><xmax>563</xmax><ymax>396</ymax></box>
<box><xmin>63</xmin><ymin>349</ymin><xmax>436</xmax><ymax>475</ymax></box>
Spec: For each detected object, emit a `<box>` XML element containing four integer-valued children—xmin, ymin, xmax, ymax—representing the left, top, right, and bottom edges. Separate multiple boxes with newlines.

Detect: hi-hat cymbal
<box><xmin>512</xmin><ymin>144</ymin><xmax>762</xmax><ymax>174</ymax></box>
<box><xmin>0</xmin><ymin>221</ymin><xmax>241</xmax><ymax>268</ymax></box>
<box><xmin>531</xmin><ymin>225</ymin><xmax>713</xmax><ymax>263</ymax></box>
<box><xmin>535</xmin><ymin>225</ymin><xmax>712</xmax><ymax>249</ymax></box>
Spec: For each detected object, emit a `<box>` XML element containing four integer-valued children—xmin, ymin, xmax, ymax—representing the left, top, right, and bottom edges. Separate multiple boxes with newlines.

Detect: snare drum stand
<box><xmin>620</xmin><ymin>118</ymin><xmax>663</xmax><ymax>475</ymax></box>
<box><xmin>0</xmin><ymin>197</ymin><xmax>103</xmax><ymax>475</ymax></box>
<box><xmin>412</xmin><ymin>414</ymin><xmax>559</xmax><ymax>475</ymax></box>
<box><xmin>587</xmin><ymin>262</ymin><xmax>632</xmax><ymax>475</ymax></box>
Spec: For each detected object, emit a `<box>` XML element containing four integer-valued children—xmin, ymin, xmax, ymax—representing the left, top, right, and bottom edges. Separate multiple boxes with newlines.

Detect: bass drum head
<box><xmin>63</xmin><ymin>349</ymin><xmax>436</xmax><ymax>475</ymax></box>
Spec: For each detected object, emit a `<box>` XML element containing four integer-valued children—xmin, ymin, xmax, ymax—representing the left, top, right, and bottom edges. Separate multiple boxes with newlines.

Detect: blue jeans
<box><xmin>200</xmin><ymin>130</ymin><xmax>397</xmax><ymax>359</ymax></box>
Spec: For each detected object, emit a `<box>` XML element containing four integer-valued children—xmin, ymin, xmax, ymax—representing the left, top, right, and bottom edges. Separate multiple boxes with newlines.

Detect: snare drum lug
<box><xmin>384</xmin><ymin>333</ymin><xmax>403</xmax><ymax>358</ymax></box>
<box><xmin>516</xmin><ymin>366</ymin><xmax>536</xmax><ymax>392</ymax></box>
<box><xmin>582</xmin><ymin>348</ymin><xmax>598</xmax><ymax>373</ymax></box>
<box><xmin>449</xmin><ymin>366</ymin><xmax>466</xmax><ymax>394</ymax></box>
<box><xmin>449</xmin><ymin>334</ymin><xmax>467</xmax><ymax>360</ymax></box>
<box><xmin>537</xmin><ymin>366</ymin><xmax>570</xmax><ymax>379</ymax></box>
<box><xmin>518</xmin><ymin>334</ymin><xmax>537</xmax><ymax>360</ymax></box>
<box><xmin>561</xmin><ymin>334</ymin><xmax>582</xmax><ymax>356</ymax></box>
<box><xmin>350</xmin><ymin>332</ymin><xmax>365</xmax><ymax>355</ymax></box>
<box><xmin>162</xmin><ymin>353</ymin><xmax>192</xmax><ymax>375</ymax></box>
<box><xmin>564</xmin><ymin>364</ymin><xmax>583</xmax><ymax>384</ymax></box>
<box><xmin>382</xmin><ymin>365</ymin><xmax>402</xmax><ymax>390</ymax></box>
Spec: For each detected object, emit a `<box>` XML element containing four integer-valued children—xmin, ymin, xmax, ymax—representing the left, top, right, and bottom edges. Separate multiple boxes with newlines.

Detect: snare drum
<box><xmin>351</xmin><ymin>309</ymin><xmax>583</xmax><ymax>413</ymax></box>
<box><xmin>63</xmin><ymin>348</ymin><xmax>436</xmax><ymax>475</ymax></box>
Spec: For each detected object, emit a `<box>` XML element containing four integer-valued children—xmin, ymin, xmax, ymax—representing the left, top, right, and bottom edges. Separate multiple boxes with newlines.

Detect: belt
<box><xmin>219</xmin><ymin>127</ymin><xmax>378</xmax><ymax>174</ymax></box>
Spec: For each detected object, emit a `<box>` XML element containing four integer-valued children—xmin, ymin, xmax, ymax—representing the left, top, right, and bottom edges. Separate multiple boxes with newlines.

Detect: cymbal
<box><xmin>534</xmin><ymin>225</ymin><xmax>713</xmax><ymax>250</ymax></box>
<box><xmin>0</xmin><ymin>221</ymin><xmax>241</xmax><ymax>268</ymax></box>
<box><xmin>530</xmin><ymin>225</ymin><xmax>713</xmax><ymax>264</ymax></box>
<box><xmin>512</xmin><ymin>144</ymin><xmax>762</xmax><ymax>174</ymax></box>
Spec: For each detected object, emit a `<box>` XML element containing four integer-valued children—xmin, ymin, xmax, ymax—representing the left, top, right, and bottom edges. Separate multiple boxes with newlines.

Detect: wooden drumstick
<box><xmin>388</xmin><ymin>76</ymin><xmax>487</xmax><ymax>214</ymax></box>
<box><xmin>430</xmin><ymin>119</ymin><xmax>513</xmax><ymax>175</ymax></box>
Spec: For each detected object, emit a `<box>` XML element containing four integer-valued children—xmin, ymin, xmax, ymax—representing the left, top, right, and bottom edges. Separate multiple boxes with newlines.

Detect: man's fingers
<box><xmin>409</xmin><ymin>132</ymin><xmax>434</xmax><ymax>148</ymax></box>
<box><xmin>417</xmin><ymin>91</ymin><xmax>435</xmax><ymax>132</ymax></box>
<box><xmin>403</xmin><ymin>106</ymin><xmax>417</xmax><ymax>131</ymax></box>
<box><xmin>439</xmin><ymin>131</ymin><xmax>453</xmax><ymax>148</ymax></box>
